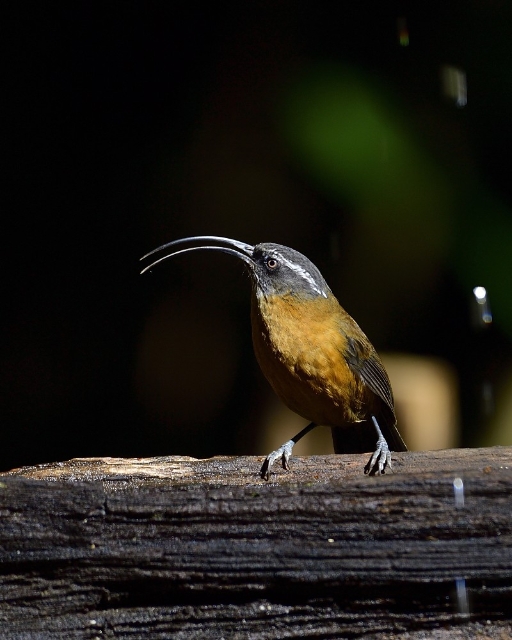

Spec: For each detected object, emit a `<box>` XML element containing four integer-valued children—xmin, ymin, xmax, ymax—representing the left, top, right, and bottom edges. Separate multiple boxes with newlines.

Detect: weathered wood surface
<box><xmin>1</xmin><ymin>447</ymin><xmax>512</xmax><ymax>639</ymax></box>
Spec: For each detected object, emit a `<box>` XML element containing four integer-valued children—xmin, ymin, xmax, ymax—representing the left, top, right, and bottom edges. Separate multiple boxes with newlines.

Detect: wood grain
<box><xmin>1</xmin><ymin>447</ymin><xmax>511</xmax><ymax>638</ymax></box>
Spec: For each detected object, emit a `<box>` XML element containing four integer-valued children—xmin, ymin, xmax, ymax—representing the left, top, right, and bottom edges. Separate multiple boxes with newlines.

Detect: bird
<box><xmin>140</xmin><ymin>235</ymin><xmax>407</xmax><ymax>479</ymax></box>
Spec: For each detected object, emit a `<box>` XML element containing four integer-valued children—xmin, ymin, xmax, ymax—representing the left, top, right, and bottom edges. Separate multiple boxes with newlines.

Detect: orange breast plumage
<box><xmin>250</xmin><ymin>292</ymin><xmax>371</xmax><ymax>427</ymax></box>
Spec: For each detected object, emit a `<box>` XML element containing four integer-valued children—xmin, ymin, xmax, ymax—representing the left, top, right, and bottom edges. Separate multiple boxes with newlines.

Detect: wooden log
<box><xmin>1</xmin><ymin>447</ymin><xmax>512</xmax><ymax>638</ymax></box>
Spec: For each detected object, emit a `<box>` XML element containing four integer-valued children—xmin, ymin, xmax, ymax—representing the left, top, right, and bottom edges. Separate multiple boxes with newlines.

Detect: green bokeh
<box><xmin>279</xmin><ymin>61</ymin><xmax>512</xmax><ymax>340</ymax></box>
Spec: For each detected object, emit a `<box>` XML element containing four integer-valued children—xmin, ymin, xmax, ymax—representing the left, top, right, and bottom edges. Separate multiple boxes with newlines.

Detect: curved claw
<box><xmin>260</xmin><ymin>439</ymin><xmax>295</xmax><ymax>481</ymax></box>
<box><xmin>364</xmin><ymin>434</ymin><xmax>392</xmax><ymax>475</ymax></box>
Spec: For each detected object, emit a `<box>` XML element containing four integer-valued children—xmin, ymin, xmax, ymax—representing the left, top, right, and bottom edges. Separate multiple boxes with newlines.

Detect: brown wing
<box><xmin>343</xmin><ymin>334</ymin><xmax>407</xmax><ymax>452</ymax></box>
<box><xmin>344</xmin><ymin>336</ymin><xmax>395</xmax><ymax>415</ymax></box>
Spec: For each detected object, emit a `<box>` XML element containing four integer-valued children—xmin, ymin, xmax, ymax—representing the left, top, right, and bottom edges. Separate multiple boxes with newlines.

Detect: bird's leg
<box><xmin>260</xmin><ymin>422</ymin><xmax>317</xmax><ymax>481</ymax></box>
<box><xmin>364</xmin><ymin>415</ymin><xmax>392</xmax><ymax>475</ymax></box>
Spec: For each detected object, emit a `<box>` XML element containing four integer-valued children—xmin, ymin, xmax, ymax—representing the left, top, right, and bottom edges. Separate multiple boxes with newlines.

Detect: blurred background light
<box><xmin>3</xmin><ymin>2</ymin><xmax>512</xmax><ymax>470</ymax></box>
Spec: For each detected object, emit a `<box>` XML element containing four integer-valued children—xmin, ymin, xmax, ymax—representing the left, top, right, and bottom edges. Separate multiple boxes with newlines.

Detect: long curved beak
<box><xmin>140</xmin><ymin>235</ymin><xmax>255</xmax><ymax>275</ymax></box>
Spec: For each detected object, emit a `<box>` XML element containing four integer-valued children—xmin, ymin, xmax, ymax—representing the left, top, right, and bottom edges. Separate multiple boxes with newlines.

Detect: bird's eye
<box><xmin>266</xmin><ymin>258</ymin><xmax>278</xmax><ymax>270</ymax></box>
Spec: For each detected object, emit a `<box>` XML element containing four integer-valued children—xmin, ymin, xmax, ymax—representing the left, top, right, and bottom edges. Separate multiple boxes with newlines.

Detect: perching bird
<box><xmin>141</xmin><ymin>236</ymin><xmax>407</xmax><ymax>479</ymax></box>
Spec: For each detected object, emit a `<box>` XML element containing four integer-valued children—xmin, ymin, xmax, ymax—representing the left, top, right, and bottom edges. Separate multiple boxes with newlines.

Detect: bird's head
<box><xmin>140</xmin><ymin>236</ymin><xmax>331</xmax><ymax>300</ymax></box>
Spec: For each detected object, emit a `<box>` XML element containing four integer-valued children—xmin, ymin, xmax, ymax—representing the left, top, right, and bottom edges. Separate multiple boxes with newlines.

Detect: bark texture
<box><xmin>1</xmin><ymin>447</ymin><xmax>511</xmax><ymax>638</ymax></box>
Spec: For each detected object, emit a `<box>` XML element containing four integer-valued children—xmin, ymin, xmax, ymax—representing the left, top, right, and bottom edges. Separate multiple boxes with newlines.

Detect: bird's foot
<box><xmin>260</xmin><ymin>439</ymin><xmax>294</xmax><ymax>481</ymax></box>
<box><xmin>364</xmin><ymin>434</ymin><xmax>392</xmax><ymax>475</ymax></box>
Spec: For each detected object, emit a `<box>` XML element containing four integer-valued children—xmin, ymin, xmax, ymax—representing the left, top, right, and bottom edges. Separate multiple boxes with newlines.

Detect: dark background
<box><xmin>3</xmin><ymin>1</ymin><xmax>512</xmax><ymax>472</ymax></box>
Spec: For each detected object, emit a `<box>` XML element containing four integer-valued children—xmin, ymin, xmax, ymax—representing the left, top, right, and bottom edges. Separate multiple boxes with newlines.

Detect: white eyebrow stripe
<box><xmin>277</xmin><ymin>254</ymin><xmax>328</xmax><ymax>298</ymax></box>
